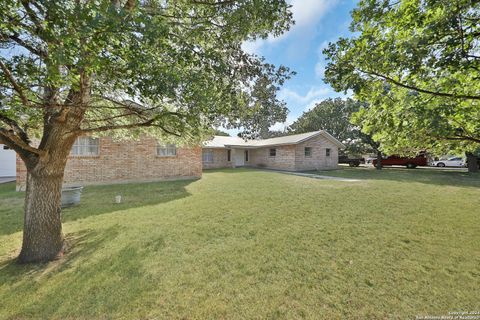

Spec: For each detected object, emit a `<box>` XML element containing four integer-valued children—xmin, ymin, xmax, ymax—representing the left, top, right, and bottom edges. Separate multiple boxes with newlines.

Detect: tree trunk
<box><xmin>16</xmin><ymin>96</ymin><xmax>86</xmax><ymax>263</ymax></box>
<box><xmin>18</xmin><ymin>165</ymin><xmax>66</xmax><ymax>263</ymax></box>
<box><xmin>17</xmin><ymin>138</ymin><xmax>77</xmax><ymax>263</ymax></box>
<box><xmin>466</xmin><ymin>152</ymin><xmax>479</xmax><ymax>173</ymax></box>
<box><xmin>12</xmin><ymin>72</ymin><xmax>91</xmax><ymax>263</ymax></box>
<box><xmin>375</xmin><ymin>150</ymin><xmax>382</xmax><ymax>170</ymax></box>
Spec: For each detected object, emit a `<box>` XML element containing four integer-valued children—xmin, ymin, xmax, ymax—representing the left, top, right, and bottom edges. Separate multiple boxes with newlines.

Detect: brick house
<box><xmin>16</xmin><ymin>136</ymin><xmax>202</xmax><ymax>191</ymax></box>
<box><xmin>202</xmin><ymin>131</ymin><xmax>345</xmax><ymax>171</ymax></box>
<box><xmin>15</xmin><ymin>131</ymin><xmax>343</xmax><ymax>190</ymax></box>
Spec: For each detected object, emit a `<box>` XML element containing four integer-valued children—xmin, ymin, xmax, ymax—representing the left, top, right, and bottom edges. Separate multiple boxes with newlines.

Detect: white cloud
<box><xmin>314</xmin><ymin>40</ymin><xmax>333</xmax><ymax>78</ymax></box>
<box><xmin>315</xmin><ymin>60</ymin><xmax>325</xmax><ymax>78</ymax></box>
<box><xmin>273</xmin><ymin>83</ymin><xmax>350</xmax><ymax>131</ymax></box>
<box><xmin>270</xmin><ymin>86</ymin><xmax>336</xmax><ymax>130</ymax></box>
<box><xmin>304</xmin><ymin>97</ymin><xmax>326</xmax><ymax>112</ymax></box>
<box><xmin>241</xmin><ymin>40</ymin><xmax>264</xmax><ymax>55</ymax></box>
<box><xmin>279</xmin><ymin>84</ymin><xmax>350</xmax><ymax>114</ymax></box>
<box><xmin>270</xmin><ymin>0</ymin><xmax>338</xmax><ymax>44</ymax></box>
<box><xmin>272</xmin><ymin>85</ymin><xmax>336</xmax><ymax>129</ymax></box>
<box><xmin>241</xmin><ymin>0</ymin><xmax>338</xmax><ymax>54</ymax></box>
<box><xmin>270</xmin><ymin>114</ymin><xmax>296</xmax><ymax>131</ymax></box>
<box><xmin>279</xmin><ymin>86</ymin><xmax>331</xmax><ymax>105</ymax></box>
<box><xmin>290</xmin><ymin>0</ymin><xmax>337</xmax><ymax>29</ymax></box>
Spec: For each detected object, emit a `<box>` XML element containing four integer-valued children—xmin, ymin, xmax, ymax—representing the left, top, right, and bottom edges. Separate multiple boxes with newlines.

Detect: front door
<box><xmin>234</xmin><ymin>149</ymin><xmax>245</xmax><ymax>167</ymax></box>
<box><xmin>324</xmin><ymin>148</ymin><xmax>334</xmax><ymax>168</ymax></box>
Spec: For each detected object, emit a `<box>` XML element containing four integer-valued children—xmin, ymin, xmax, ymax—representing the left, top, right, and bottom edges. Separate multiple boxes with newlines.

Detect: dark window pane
<box><xmin>305</xmin><ymin>147</ymin><xmax>312</xmax><ymax>157</ymax></box>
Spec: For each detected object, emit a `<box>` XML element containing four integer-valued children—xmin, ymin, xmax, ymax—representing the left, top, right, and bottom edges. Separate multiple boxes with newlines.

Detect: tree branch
<box><xmin>359</xmin><ymin>69</ymin><xmax>480</xmax><ymax>100</ymax></box>
<box><xmin>85</xmin><ymin>111</ymin><xmax>144</xmax><ymax>123</ymax></box>
<box><xmin>444</xmin><ymin>135</ymin><xmax>480</xmax><ymax>144</ymax></box>
<box><xmin>0</xmin><ymin>60</ymin><xmax>31</xmax><ymax>107</ymax></box>
<box><xmin>92</xmin><ymin>95</ymin><xmax>156</xmax><ymax>113</ymax></box>
<box><xmin>190</xmin><ymin>0</ymin><xmax>237</xmax><ymax>6</ymax></box>
<box><xmin>20</xmin><ymin>0</ymin><xmax>45</xmax><ymax>33</ymax></box>
<box><xmin>90</xmin><ymin>96</ymin><xmax>187</xmax><ymax>119</ymax></box>
<box><xmin>0</xmin><ymin>113</ymin><xmax>30</xmax><ymax>144</ymax></box>
<box><xmin>0</xmin><ymin>127</ymin><xmax>44</xmax><ymax>156</ymax></box>
<box><xmin>6</xmin><ymin>33</ymin><xmax>47</xmax><ymax>58</ymax></box>
<box><xmin>124</xmin><ymin>0</ymin><xmax>136</xmax><ymax>11</ymax></box>
<box><xmin>79</xmin><ymin>118</ymin><xmax>181</xmax><ymax>137</ymax></box>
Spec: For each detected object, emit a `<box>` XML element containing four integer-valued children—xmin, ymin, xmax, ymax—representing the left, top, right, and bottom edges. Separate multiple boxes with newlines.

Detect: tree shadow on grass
<box><xmin>0</xmin><ymin>227</ymin><xmax>119</xmax><ymax>280</ymax></box>
<box><xmin>0</xmin><ymin>226</ymin><xmax>163</xmax><ymax>319</ymax></box>
<box><xmin>0</xmin><ymin>178</ymin><xmax>195</xmax><ymax>237</ymax></box>
<box><xmin>202</xmin><ymin>167</ymin><xmax>259</xmax><ymax>174</ymax></box>
<box><xmin>204</xmin><ymin>166</ymin><xmax>480</xmax><ymax>188</ymax></box>
<box><xmin>313</xmin><ymin>167</ymin><xmax>480</xmax><ymax>188</ymax></box>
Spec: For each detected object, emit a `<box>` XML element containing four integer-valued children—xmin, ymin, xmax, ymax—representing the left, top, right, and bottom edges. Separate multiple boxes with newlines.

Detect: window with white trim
<box><xmin>227</xmin><ymin>149</ymin><xmax>231</xmax><ymax>162</ymax></box>
<box><xmin>269</xmin><ymin>148</ymin><xmax>276</xmax><ymax>157</ymax></box>
<box><xmin>157</xmin><ymin>143</ymin><xmax>177</xmax><ymax>157</ymax></box>
<box><xmin>202</xmin><ymin>149</ymin><xmax>214</xmax><ymax>163</ymax></box>
<box><xmin>326</xmin><ymin>148</ymin><xmax>331</xmax><ymax>157</ymax></box>
<box><xmin>71</xmin><ymin>137</ymin><xmax>99</xmax><ymax>156</ymax></box>
<box><xmin>305</xmin><ymin>147</ymin><xmax>312</xmax><ymax>157</ymax></box>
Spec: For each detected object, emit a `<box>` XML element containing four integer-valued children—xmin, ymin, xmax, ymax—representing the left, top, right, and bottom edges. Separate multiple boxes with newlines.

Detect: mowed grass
<box><xmin>0</xmin><ymin>168</ymin><xmax>479</xmax><ymax>319</ymax></box>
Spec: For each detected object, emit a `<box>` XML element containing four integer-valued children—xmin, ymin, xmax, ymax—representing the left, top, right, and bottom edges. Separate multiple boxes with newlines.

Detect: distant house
<box><xmin>202</xmin><ymin>131</ymin><xmax>345</xmax><ymax>171</ymax></box>
<box><xmin>15</xmin><ymin>130</ymin><xmax>344</xmax><ymax>190</ymax></box>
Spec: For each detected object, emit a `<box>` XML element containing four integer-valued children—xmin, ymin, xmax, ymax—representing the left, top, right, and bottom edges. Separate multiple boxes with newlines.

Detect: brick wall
<box><xmin>16</xmin><ymin>155</ymin><xmax>27</xmax><ymax>190</ymax></box>
<box><xmin>249</xmin><ymin>145</ymin><xmax>297</xmax><ymax>170</ymax></box>
<box><xmin>245</xmin><ymin>135</ymin><xmax>339</xmax><ymax>171</ymax></box>
<box><xmin>16</xmin><ymin>136</ymin><xmax>202</xmax><ymax>191</ymax></box>
<box><xmin>294</xmin><ymin>135</ymin><xmax>339</xmax><ymax>170</ymax></box>
<box><xmin>202</xmin><ymin>148</ymin><xmax>234</xmax><ymax>169</ymax></box>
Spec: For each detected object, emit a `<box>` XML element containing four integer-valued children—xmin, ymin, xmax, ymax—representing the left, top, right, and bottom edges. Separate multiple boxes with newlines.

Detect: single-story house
<box><xmin>15</xmin><ymin>130</ymin><xmax>343</xmax><ymax>190</ymax></box>
<box><xmin>16</xmin><ymin>136</ymin><xmax>202</xmax><ymax>191</ymax></box>
<box><xmin>202</xmin><ymin>130</ymin><xmax>344</xmax><ymax>171</ymax></box>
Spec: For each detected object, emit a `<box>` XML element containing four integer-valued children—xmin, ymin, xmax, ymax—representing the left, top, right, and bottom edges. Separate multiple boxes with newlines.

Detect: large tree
<box><xmin>323</xmin><ymin>0</ymin><xmax>480</xmax><ymax>171</ymax></box>
<box><xmin>288</xmin><ymin>98</ymin><xmax>374</xmax><ymax>156</ymax></box>
<box><xmin>0</xmin><ymin>0</ymin><xmax>293</xmax><ymax>263</ymax></box>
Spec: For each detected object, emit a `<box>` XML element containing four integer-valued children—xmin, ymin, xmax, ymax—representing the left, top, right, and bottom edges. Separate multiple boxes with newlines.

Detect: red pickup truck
<box><xmin>372</xmin><ymin>155</ymin><xmax>428</xmax><ymax>169</ymax></box>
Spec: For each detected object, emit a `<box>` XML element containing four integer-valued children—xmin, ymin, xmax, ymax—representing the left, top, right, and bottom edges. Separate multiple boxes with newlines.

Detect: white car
<box><xmin>431</xmin><ymin>157</ymin><xmax>465</xmax><ymax>167</ymax></box>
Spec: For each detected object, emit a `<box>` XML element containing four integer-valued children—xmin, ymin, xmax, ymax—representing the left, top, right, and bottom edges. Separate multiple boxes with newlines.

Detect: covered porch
<box><xmin>201</xmin><ymin>147</ymin><xmax>253</xmax><ymax>169</ymax></box>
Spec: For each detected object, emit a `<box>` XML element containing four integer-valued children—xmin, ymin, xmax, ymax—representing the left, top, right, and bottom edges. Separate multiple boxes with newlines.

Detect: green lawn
<box><xmin>0</xmin><ymin>168</ymin><xmax>479</xmax><ymax>319</ymax></box>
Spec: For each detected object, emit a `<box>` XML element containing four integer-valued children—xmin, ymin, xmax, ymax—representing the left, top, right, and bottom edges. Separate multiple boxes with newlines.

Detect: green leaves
<box><xmin>0</xmin><ymin>0</ymin><xmax>293</xmax><ymax>144</ymax></box>
<box><xmin>288</xmin><ymin>98</ymin><xmax>373</xmax><ymax>155</ymax></box>
<box><xmin>323</xmin><ymin>0</ymin><xmax>480</xmax><ymax>156</ymax></box>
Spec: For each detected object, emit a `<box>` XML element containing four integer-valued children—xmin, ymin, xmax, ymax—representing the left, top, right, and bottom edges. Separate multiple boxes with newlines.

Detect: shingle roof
<box><xmin>203</xmin><ymin>131</ymin><xmax>345</xmax><ymax>149</ymax></box>
<box><xmin>202</xmin><ymin>136</ymin><xmax>247</xmax><ymax>148</ymax></box>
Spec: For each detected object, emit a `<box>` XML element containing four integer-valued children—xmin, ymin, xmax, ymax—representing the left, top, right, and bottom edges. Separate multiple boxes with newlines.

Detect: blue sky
<box><xmin>242</xmin><ymin>0</ymin><xmax>358</xmax><ymax>132</ymax></box>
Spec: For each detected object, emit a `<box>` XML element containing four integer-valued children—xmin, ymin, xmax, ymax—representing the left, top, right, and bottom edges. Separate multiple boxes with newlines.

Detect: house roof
<box><xmin>203</xmin><ymin>131</ymin><xmax>345</xmax><ymax>149</ymax></box>
<box><xmin>202</xmin><ymin>136</ymin><xmax>247</xmax><ymax>148</ymax></box>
